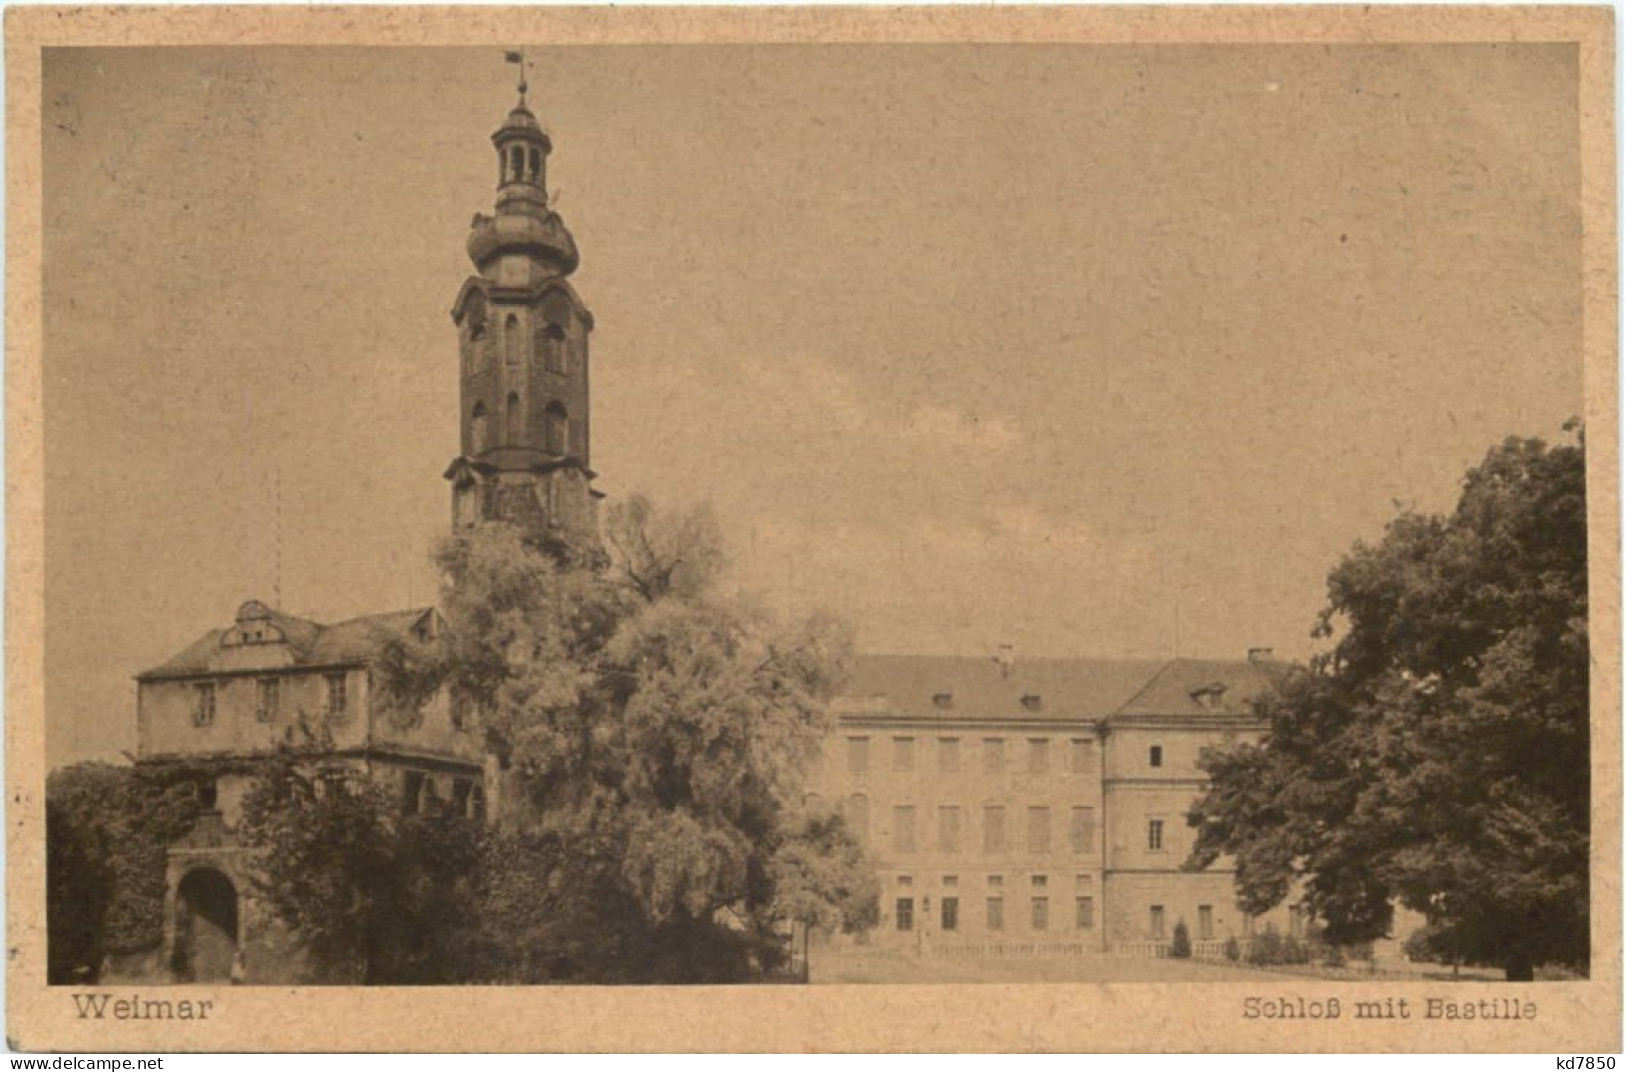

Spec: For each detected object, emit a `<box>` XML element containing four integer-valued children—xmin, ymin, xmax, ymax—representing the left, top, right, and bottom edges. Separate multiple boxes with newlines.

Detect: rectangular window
<box><xmin>1069</xmin><ymin>738</ymin><xmax>1094</xmax><ymax>774</ymax></box>
<box><xmin>1027</xmin><ymin>738</ymin><xmax>1050</xmax><ymax>774</ymax></box>
<box><xmin>847</xmin><ymin>737</ymin><xmax>870</xmax><ymax>775</ymax></box>
<box><xmin>452</xmin><ymin>778</ymin><xmax>474</xmax><ymax>818</ymax></box>
<box><xmin>256</xmin><ymin>678</ymin><xmax>280</xmax><ymax>723</ymax></box>
<box><xmin>893</xmin><ymin>805</ymin><xmax>917</xmax><ymax>854</ymax></box>
<box><xmin>1150</xmin><ymin>905</ymin><xmax>1166</xmax><ymax>939</ymax></box>
<box><xmin>1243</xmin><ymin>913</ymin><xmax>1256</xmax><ymax>937</ymax></box>
<box><xmin>451</xmin><ymin>691</ymin><xmax>471</xmax><ymax>732</ymax></box>
<box><xmin>1290</xmin><ymin>904</ymin><xmax>1305</xmax><ymax>938</ymax></box>
<box><xmin>1199</xmin><ymin>904</ymin><xmax>1214</xmax><ymax>940</ymax></box>
<box><xmin>937</xmin><ymin>737</ymin><xmax>960</xmax><ymax>773</ymax></box>
<box><xmin>1028</xmin><ymin>806</ymin><xmax>1051</xmax><ymax>854</ymax></box>
<box><xmin>896</xmin><ymin>897</ymin><xmax>914</xmax><ymax>932</ymax></box>
<box><xmin>942</xmin><ymin>874</ymin><xmax>958</xmax><ymax>888</ymax></box>
<box><xmin>1069</xmin><ymin>806</ymin><xmax>1096</xmax><ymax>854</ymax></box>
<box><xmin>986</xmin><ymin>897</ymin><xmax>1005</xmax><ymax>931</ymax></box>
<box><xmin>402</xmin><ymin>770</ymin><xmax>425</xmax><ymax>815</ymax></box>
<box><xmin>325</xmin><ymin>672</ymin><xmax>348</xmax><ymax>719</ymax></box>
<box><xmin>1149</xmin><ymin>744</ymin><xmax>1164</xmax><ymax>768</ymax></box>
<box><xmin>987</xmin><ymin>874</ymin><xmax>1004</xmax><ymax>888</ymax></box>
<box><xmin>1031</xmin><ymin>897</ymin><xmax>1049</xmax><ymax>931</ymax></box>
<box><xmin>937</xmin><ymin>805</ymin><xmax>962</xmax><ymax>853</ymax></box>
<box><xmin>1148</xmin><ymin>818</ymin><xmax>1165</xmax><ymax>852</ymax></box>
<box><xmin>983</xmin><ymin>806</ymin><xmax>1006</xmax><ymax>854</ymax></box>
<box><xmin>941</xmin><ymin>896</ymin><xmax>959</xmax><ymax>932</ymax></box>
<box><xmin>1075</xmin><ymin>896</ymin><xmax>1095</xmax><ymax>929</ymax></box>
<box><xmin>982</xmin><ymin>737</ymin><xmax>1005</xmax><ymax>773</ymax></box>
<box><xmin>892</xmin><ymin>737</ymin><xmax>915</xmax><ymax>773</ymax></box>
<box><xmin>192</xmin><ymin>683</ymin><xmax>216</xmax><ymax>727</ymax></box>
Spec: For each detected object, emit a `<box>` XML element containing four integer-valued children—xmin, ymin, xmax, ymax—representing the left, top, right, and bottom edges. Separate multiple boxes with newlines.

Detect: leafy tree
<box><xmin>46</xmin><ymin>762</ymin><xmax>207</xmax><ymax>982</ymax></box>
<box><xmin>236</xmin><ymin>727</ymin><xmax>483</xmax><ymax>984</ymax></box>
<box><xmin>378</xmin><ymin>495</ymin><xmax>875</xmax><ymax>982</ymax></box>
<box><xmin>1187</xmin><ymin>427</ymin><xmax>1588</xmax><ymax>980</ymax></box>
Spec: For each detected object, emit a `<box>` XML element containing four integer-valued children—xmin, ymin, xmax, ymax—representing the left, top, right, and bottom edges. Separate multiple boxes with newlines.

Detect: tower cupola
<box><xmin>445</xmin><ymin>59</ymin><xmax>601</xmax><ymax>550</ymax></box>
<box><xmin>466</xmin><ymin>90</ymin><xmax>578</xmax><ymax>277</ymax></box>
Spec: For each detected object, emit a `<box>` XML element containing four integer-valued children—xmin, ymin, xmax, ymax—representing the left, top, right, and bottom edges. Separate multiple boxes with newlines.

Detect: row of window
<box><xmin>894</xmin><ymin>893</ymin><xmax>1095</xmax><ymax>933</ymax></box>
<box><xmin>846</xmin><ymin>736</ymin><xmax>1173</xmax><ymax>775</ymax></box>
<box><xmin>841</xmin><ymin>799</ymin><xmax>1100</xmax><ymax>856</ymax></box>
<box><xmin>846</xmin><ymin>736</ymin><xmax>1098</xmax><ymax>776</ymax></box>
<box><xmin>192</xmin><ymin>674</ymin><xmax>348</xmax><ymax>727</ymax></box>
<box><xmin>833</xmin><ymin>796</ymin><xmax>1174</xmax><ymax>857</ymax></box>
<box><xmin>468</xmin><ymin>398</ymin><xmax>569</xmax><ymax>455</ymax></box>
<box><xmin>465</xmin><ymin>311</ymin><xmax>572</xmax><ymax>378</ymax></box>
<box><xmin>402</xmin><ymin>770</ymin><xmax>486</xmax><ymax>821</ymax></box>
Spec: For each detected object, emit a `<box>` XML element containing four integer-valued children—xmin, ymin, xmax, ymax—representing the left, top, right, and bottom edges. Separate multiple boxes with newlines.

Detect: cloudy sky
<box><xmin>42</xmin><ymin>44</ymin><xmax>1582</xmax><ymax>766</ymax></box>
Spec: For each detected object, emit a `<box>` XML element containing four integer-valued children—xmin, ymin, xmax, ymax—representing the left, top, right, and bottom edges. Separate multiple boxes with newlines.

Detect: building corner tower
<box><xmin>444</xmin><ymin>81</ymin><xmax>601</xmax><ymax>547</ymax></box>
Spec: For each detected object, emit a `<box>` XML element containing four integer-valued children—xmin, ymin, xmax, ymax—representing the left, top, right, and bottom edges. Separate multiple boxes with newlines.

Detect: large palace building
<box><xmin>808</xmin><ymin>652</ymin><xmax>1304</xmax><ymax>958</ymax></box>
<box><xmin>127</xmin><ymin>81</ymin><xmax>1299</xmax><ymax>983</ymax></box>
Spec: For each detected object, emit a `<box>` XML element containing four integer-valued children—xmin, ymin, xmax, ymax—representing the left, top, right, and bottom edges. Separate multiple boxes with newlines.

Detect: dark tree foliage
<box><xmin>1187</xmin><ymin>428</ymin><xmax>1588</xmax><ymax>981</ymax></box>
<box><xmin>46</xmin><ymin>762</ymin><xmax>208</xmax><ymax>982</ymax></box>
<box><xmin>236</xmin><ymin>731</ymin><xmax>483</xmax><ymax>984</ymax></box>
<box><xmin>375</xmin><ymin>494</ymin><xmax>877</xmax><ymax>983</ymax></box>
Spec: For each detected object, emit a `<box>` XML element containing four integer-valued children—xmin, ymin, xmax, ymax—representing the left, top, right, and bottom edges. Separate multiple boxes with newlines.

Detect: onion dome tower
<box><xmin>445</xmin><ymin>63</ymin><xmax>600</xmax><ymax>548</ymax></box>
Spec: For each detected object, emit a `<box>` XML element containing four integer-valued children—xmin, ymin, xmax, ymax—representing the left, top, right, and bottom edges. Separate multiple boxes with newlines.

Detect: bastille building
<box><xmin>127</xmin><ymin>81</ymin><xmax>1306</xmax><ymax>984</ymax></box>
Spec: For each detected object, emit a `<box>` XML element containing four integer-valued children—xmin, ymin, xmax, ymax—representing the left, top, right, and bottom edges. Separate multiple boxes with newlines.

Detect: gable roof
<box><xmin>137</xmin><ymin>606</ymin><xmax>436</xmax><ymax>681</ymax></box>
<box><xmin>1111</xmin><ymin>656</ymin><xmax>1283</xmax><ymax>720</ymax></box>
<box><xmin>841</xmin><ymin>653</ymin><xmax>1167</xmax><ymax>722</ymax></box>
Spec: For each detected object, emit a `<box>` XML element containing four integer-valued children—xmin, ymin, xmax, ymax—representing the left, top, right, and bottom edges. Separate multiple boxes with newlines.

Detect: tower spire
<box><xmin>444</xmin><ymin>73</ymin><xmax>601</xmax><ymax>552</ymax></box>
<box><xmin>503</xmin><ymin>50</ymin><xmax>529</xmax><ymax>104</ymax></box>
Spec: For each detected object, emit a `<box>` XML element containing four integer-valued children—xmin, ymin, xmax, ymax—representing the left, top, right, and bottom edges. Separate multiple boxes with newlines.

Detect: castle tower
<box><xmin>444</xmin><ymin>75</ymin><xmax>600</xmax><ymax>544</ymax></box>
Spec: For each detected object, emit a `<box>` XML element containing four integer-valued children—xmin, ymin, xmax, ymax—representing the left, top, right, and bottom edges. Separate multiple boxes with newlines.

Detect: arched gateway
<box><xmin>173</xmin><ymin>867</ymin><xmax>238</xmax><ymax>983</ymax></box>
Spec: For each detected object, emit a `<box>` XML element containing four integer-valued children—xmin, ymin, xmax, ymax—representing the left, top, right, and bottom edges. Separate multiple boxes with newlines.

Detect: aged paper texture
<box><xmin>6</xmin><ymin>4</ymin><xmax>1619</xmax><ymax>1053</ymax></box>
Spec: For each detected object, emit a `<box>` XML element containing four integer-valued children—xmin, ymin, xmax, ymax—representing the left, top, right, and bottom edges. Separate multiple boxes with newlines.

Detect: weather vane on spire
<box><xmin>503</xmin><ymin>50</ymin><xmax>530</xmax><ymax>104</ymax></box>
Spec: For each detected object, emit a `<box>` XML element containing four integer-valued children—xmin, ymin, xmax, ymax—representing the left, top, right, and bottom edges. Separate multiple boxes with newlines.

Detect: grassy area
<box><xmin>810</xmin><ymin>949</ymin><xmax>1293</xmax><ymax>984</ymax></box>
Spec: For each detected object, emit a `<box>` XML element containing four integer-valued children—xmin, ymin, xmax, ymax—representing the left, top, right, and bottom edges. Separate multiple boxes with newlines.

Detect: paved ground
<box><xmin>810</xmin><ymin>949</ymin><xmax>1296</xmax><ymax>984</ymax></box>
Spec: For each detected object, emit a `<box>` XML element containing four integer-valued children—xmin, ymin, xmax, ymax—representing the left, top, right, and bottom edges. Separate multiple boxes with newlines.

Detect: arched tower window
<box><xmin>504</xmin><ymin>315</ymin><xmax>521</xmax><ymax>372</ymax></box>
<box><xmin>470</xmin><ymin>402</ymin><xmax>489</xmax><ymax>454</ymax></box>
<box><xmin>543</xmin><ymin>401</ymin><xmax>568</xmax><ymax>456</ymax></box>
<box><xmin>508</xmin><ymin>146</ymin><xmax>524</xmax><ymax>184</ymax></box>
<box><xmin>538</xmin><ymin>291</ymin><xmax>572</xmax><ymax>375</ymax></box>
<box><xmin>528</xmin><ymin>147</ymin><xmax>541</xmax><ymax>182</ymax></box>
<box><xmin>506</xmin><ymin>392</ymin><xmax>520</xmax><ymax>444</ymax></box>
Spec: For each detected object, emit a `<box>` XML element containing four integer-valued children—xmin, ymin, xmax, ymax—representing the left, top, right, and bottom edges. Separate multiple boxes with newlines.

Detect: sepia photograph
<box><xmin>6</xmin><ymin>4</ymin><xmax>1618</xmax><ymax>1054</ymax></box>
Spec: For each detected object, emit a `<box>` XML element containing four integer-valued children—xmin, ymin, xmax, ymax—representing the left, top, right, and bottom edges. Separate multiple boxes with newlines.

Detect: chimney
<box><xmin>1247</xmin><ymin>647</ymin><xmax>1274</xmax><ymax>664</ymax></box>
<box><xmin>994</xmin><ymin>643</ymin><xmax>1016</xmax><ymax>679</ymax></box>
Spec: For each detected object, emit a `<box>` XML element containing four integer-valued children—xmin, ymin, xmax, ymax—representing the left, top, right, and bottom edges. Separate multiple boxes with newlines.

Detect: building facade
<box><xmin>811</xmin><ymin>651</ymin><xmax>1306</xmax><ymax>956</ymax></box>
<box><xmin>126</xmin><ymin>83</ymin><xmax>602</xmax><ymax>984</ymax></box>
<box><xmin>123</xmin><ymin>80</ymin><xmax>1309</xmax><ymax>982</ymax></box>
<box><xmin>132</xmin><ymin>601</ymin><xmax>484</xmax><ymax>982</ymax></box>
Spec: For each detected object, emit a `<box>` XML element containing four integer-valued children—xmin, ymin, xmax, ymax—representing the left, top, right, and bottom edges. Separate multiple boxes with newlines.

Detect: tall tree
<box><xmin>1187</xmin><ymin>427</ymin><xmax>1588</xmax><ymax>980</ymax></box>
<box><xmin>377</xmin><ymin>495</ymin><xmax>875</xmax><ymax>982</ymax></box>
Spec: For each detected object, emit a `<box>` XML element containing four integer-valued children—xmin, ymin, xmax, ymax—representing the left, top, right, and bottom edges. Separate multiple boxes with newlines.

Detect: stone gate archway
<box><xmin>173</xmin><ymin>867</ymin><xmax>238</xmax><ymax>983</ymax></box>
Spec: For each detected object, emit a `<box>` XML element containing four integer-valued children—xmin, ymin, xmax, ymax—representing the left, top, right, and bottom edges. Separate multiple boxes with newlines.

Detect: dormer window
<box><xmin>1191</xmin><ymin>682</ymin><xmax>1228</xmax><ymax>710</ymax></box>
<box><xmin>932</xmin><ymin>692</ymin><xmax>954</xmax><ymax>710</ymax></box>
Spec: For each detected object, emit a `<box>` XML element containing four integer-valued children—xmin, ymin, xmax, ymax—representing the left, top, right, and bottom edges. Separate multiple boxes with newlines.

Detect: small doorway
<box><xmin>173</xmin><ymin>868</ymin><xmax>239</xmax><ymax>983</ymax></box>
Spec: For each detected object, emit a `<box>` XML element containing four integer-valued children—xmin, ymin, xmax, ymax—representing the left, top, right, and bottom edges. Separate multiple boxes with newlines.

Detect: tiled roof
<box><xmin>1111</xmin><ymin>657</ymin><xmax>1284</xmax><ymax>719</ymax></box>
<box><xmin>842</xmin><ymin>654</ymin><xmax>1167</xmax><ymax>722</ymax></box>
<box><xmin>842</xmin><ymin>653</ymin><xmax>1281</xmax><ymax>723</ymax></box>
<box><xmin>137</xmin><ymin>606</ymin><xmax>433</xmax><ymax>680</ymax></box>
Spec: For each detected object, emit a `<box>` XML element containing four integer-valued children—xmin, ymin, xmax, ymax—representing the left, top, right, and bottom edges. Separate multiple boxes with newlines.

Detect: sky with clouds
<box><xmin>42</xmin><ymin>44</ymin><xmax>1583</xmax><ymax>765</ymax></box>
